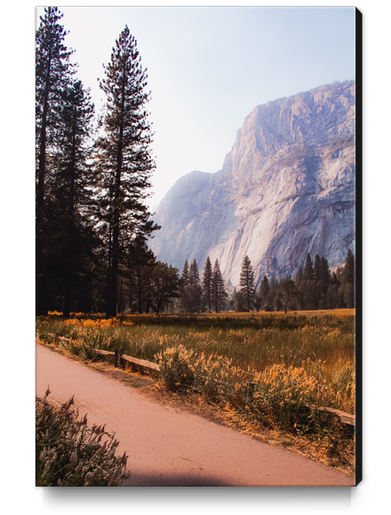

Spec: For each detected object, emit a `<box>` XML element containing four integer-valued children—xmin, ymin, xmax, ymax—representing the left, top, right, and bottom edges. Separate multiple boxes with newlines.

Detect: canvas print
<box><xmin>35</xmin><ymin>6</ymin><xmax>361</xmax><ymax>487</ymax></box>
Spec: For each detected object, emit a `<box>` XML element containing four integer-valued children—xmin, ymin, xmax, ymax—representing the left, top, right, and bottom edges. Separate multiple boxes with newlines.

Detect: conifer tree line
<box><xmin>235</xmin><ymin>250</ymin><xmax>355</xmax><ymax>313</ymax></box>
<box><xmin>172</xmin><ymin>248</ymin><xmax>355</xmax><ymax>314</ymax></box>
<box><xmin>35</xmin><ymin>7</ymin><xmax>168</xmax><ymax>316</ymax></box>
<box><xmin>175</xmin><ymin>256</ymin><xmax>228</xmax><ymax>313</ymax></box>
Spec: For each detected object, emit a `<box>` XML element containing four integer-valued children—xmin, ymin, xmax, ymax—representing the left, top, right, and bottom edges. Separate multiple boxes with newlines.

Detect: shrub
<box><xmin>250</xmin><ymin>363</ymin><xmax>330</xmax><ymax>432</ymax></box>
<box><xmin>155</xmin><ymin>345</ymin><xmax>195</xmax><ymax>391</ymax></box>
<box><xmin>36</xmin><ymin>389</ymin><xmax>129</xmax><ymax>486</ymax></box>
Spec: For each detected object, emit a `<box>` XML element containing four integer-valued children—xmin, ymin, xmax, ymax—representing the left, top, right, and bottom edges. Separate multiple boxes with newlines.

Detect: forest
<box><xmin>157</xmin><ymin>249</ymin><xmax>355</xmax><ymax>315</ymax></box>
<box><xmin>36</xmin><ymin>8</ymin><xmax>355</xmax><ymax>318</ymax></box>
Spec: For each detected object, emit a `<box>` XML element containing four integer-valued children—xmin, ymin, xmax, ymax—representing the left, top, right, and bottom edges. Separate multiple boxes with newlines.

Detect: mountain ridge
<box><xmin>150</xmin><ymin>80</ymin><xmax>356</xmax><ymax>287</ymax></box>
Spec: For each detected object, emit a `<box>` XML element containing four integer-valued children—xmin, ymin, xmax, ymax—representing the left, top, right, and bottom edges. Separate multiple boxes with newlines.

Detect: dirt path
<box><xmin>36</xmin><ymin>344</ymin><xmax>355</xmax><ymax>486</ymax></box>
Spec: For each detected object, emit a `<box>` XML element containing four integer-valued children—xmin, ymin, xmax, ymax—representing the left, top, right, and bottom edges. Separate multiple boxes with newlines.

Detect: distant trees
<box><xmin>279</xmin><ymin>279</ymin><xmax>300</xmax><ymax>314</ymax></box>
<box><xmin>202</xmin><ymin>256</ymin><xmax>213</xmax><ymax>312</ymax></box>
<box><xmin>258</xmin><ymin>276</ymin><xmax>271</xmax><ymax>310</ymax></box>
<box><xmin>239</xmin><ymin>255</ymin><xmax>256</xmax><ymax>311</ymax></box>
<box><xmin>174</xmin><ymin>249</ymin><xmax>355</xmax><ymax>315</ymax></box>
<box><xmin>295</xmin><ymin>250</ymin><xmax>355</xmax><ymax>310</ymax></box>
<box><xmin>339</xmin><ymin>249</ymin><xmax>355</xmax><ymax>308</ymax></box>
<box><xmin>150</xmin><ymin>262</ymin><xmax>180</xmax><ymax>314</ymax></box>
<box><xmin>211</xmin><ymin>259</ymin><xmax>227</xmax><ymax>313</ymax></box>
<box><xmin>176</xmin><ymin>257</ymin><xmax>227</xmax><ymax>313</ymax></box>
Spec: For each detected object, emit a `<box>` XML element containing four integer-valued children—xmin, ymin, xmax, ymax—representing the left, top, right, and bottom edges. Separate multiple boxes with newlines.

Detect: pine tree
<box><xmin>151</xmin><ymin>262</ymin><xmax>179</xmax><ymax>314</ymax></box>
<box><xmin>303</xmin><ymin>253</ymin><xmax>314</xmax><ymax>281</ymax></box>
<box><xmin>318</xmin><ymin>257</ymin><xmax>331</xmax><ymax>309</ymax></box>
<box><xmin>189</xmin><ymin>260</ymin><xmax>202</xmax><ymax>312</ymax></box>
<box><xmin>313</xmin><ymin>254</ymin><xmax>322</xmax><ymax>308</ymax></box>
<box><xmin>94</xmin><ymin>25</ymin><xmax>158</xmax><ymax>317</ymax></box>
<box><xmin>202</xmin><ymin>256</ymin><xmax>213</xmax><ymax>312</ymax></box>
<box><xmin>239</xmin><ymin>255</ymin><xmax>256</xmax><ymax>311</ymax></box>
<box><xmin>178</xmin><ymin>259</ymin><xmax>191</xmax><ymax>312</ymax></box>
<box><xmin>36</xmin><ymin>6</ymin><xmax>75</xmax><ymax>314</ymax></box>
<box><xmin>49</xmin><ymin>80</ymin><xmax>97</xmax><ymax>317</ymax></box>
<box><xmin>301</xmin><ymin>253</ymin><xmax>315</xmax><ymax>309</ymax></box>
<box><xmin>279</xmin><ymin>278</ymin><xmax>300</xmax><ymax>313</ymax></box>
<box><xmin>326</xmin><ymin>272</ymin><xmax>340</xmax><ymax>309</ymax></box>
<box><xmin>212</xmin><ymin>259</ymin><xmax>227</xmax><ymax>313</ymax></box>
<box><xmin>339</xmin><ymin>249</ymin><xmax>355</xmax><ymax>308</ymax></box>
<box><xmin>234</xmin><ymin>290</ymin><xmax>246</xmax><ymax>312</ymax></box>
<box><xmin>125</xmin><ymin>235</ymin><xmax>156</xmax><ymax>314</ymax></box>
<box><xmin>259</xmin><ymin>275</ymin><xmax>271</xmax><ymax>310</ymax></box>
<box><xmin>189</xmin><ymin>260</ymin><xmax>199</xmax><ymax>286</ymax></box>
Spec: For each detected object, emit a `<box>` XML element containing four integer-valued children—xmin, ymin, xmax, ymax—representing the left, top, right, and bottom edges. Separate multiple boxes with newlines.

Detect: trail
<box><xmin>36</xmin><ymin>344</ymin><xmax>355</xmax><ymax>486</ymax></box>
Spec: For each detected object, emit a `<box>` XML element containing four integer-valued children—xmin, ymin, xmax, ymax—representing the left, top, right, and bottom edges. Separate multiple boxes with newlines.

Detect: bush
<box><xmin>36</xmin><ymin>389</ymin><xmax>129</xmax><ymax>486</ymax></box>
<box><xmin>156</xmin><ymin>346</ymin><xmax>195</xmax><ymax>392</ymax></box>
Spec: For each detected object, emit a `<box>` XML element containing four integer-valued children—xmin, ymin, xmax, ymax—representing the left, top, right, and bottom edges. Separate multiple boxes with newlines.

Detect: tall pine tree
<box><xmin>339</xmin><ymin>249</ymin><xmax>355</xmax><ymax>308</ymax></box>
<box><xmin>259</xmin><ymin>275</ymin><xmax>271</xmax><ymax>310</ymax></box>
<box><xmin>239</xmin><ymin>255</ymin><xmax>256</xmax><ymax>311</ymax></box>
<box><xmin>202</xmin><ymin>256</ymin><xmax>213</xmax><ymax>312</ymax></box>
<box><xmin>212</xmin><ymin>259</ymin><xmax>227</xmax><ymax>313</ymax></box>
<box><xmin>50</xmin><ymin>80</ymin><xmax>97</xmax><ymax>316</ymax></box>
<box><xmin>189</xmin><ymin>260</ymin><xmax>202</xmax><ymax>312</ymax></box>
<box><xmin>36</xmin><ymin>6</ymin><xmax>75</xmax><ymax>314</ymax></box>
<box><xmin>94</xmin><ymin>26</ymin><xmax>158</xmax><ymax>317</ymax></box>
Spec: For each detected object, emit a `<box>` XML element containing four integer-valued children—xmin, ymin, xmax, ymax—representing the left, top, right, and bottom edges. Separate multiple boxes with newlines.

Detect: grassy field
<box><xmin>36</xmin><ymin>309</ymin><xmax>357</xmax><ymax>474</ymax></box>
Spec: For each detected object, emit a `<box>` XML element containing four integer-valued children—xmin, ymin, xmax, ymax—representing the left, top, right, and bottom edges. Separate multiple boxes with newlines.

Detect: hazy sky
<box><xmin>36</xmin><ymin>6</ymin><xmax>356</xmax><ymax>210</ymax></box>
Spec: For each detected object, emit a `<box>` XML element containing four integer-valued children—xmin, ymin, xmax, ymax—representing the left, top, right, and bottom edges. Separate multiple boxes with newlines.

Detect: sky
<box><xmin>36</xmin><ymin>5</ymin><xmax>355</xmax><ymax>211</ymax></box>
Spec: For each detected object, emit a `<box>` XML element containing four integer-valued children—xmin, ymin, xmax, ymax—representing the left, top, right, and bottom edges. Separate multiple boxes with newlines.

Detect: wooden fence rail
<box><xmin>94</xmin><ymin>348</ymin><xmax>160</xmax><ymax>372</ymax></box>
<box><xmin>44</xmin><ymin>333</ymin><xmax>354</xmax><ymax>426</ymax></box>
<box><xmin>46</xmin><ymin>333</ymin><xmax>160</xmax><ymax>372</ymax></box>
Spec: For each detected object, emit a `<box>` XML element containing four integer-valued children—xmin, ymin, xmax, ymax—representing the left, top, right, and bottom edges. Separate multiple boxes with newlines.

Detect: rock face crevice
<box><xmin>150</xmin><ymin>80</ymin><xmax>356</xmax><ymax>287</ymax></box>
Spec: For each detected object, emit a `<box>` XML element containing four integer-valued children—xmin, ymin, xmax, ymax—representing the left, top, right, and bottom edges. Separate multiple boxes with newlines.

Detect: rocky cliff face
<box><xmin>150</xmin><ymin>80</ymin><xmax>356</xmax><ymax>288</ymax></box>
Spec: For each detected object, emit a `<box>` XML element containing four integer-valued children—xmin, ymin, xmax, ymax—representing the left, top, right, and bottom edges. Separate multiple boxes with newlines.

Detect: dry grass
<box><xmin>37</xmin><ymin>309</ymin><xmax>357</xmax><ymax>475</ymax></box>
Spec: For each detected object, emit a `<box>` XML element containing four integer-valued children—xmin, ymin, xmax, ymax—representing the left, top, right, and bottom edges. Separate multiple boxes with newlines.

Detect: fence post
<box><xmin>115</xmin><ymin>348</ymin><xmax>124</xmax><ymax>368</ymax></box>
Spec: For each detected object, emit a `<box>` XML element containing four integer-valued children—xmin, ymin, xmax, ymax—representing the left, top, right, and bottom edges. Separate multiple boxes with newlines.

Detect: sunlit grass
<box><xmin>37</xmin><ymin>310</ymin><xmax>356</xmax><ymax>472</ymax></box>
<box><xmin>37</xmin><ymin>310</ymin><xmax>355</xmax><ymax>412</ymax></box>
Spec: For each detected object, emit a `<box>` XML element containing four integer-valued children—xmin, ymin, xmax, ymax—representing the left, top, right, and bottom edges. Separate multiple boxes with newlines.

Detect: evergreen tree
<box><xmin>212</xmin><ymin>259</ymin><xmax>227</xmax><ymax>313</ymax></box>
<box><xmin>313</xmin><ymin>254</ymin><xmax>322</xmax><ymax>308</ymax></box>
<box><xmin>239</xmin><ymin>255</ymin><xmax>256</xmax><ymax>311</ymax></box>
<box><xmin>49</xmin><ymin>80</ymin><xmax>97</xmax><ymax>317</ymax></box>
<box><xmin>94</xmin><ymin>26</ymin><xmax>158</xmax><ymax>317</ymax></box>
<box><xmin>178</xmin><ymin>259</ymin><xmax>191</xmax><ymax>312</ymax></box>
<box><xmin>326</xmin><ymin>272</ymin><xmax>341</xmax><ymax>309</ymax></box>
<box><xmin>317</xmin><ymin>257</ymin><xmax>331</xmax><ymax>309</ymax></box>
<box><xmin>150</xmin><ymin>262</ymin><xmax>179</xmax><ymax>314</ymax></box>
<box><xmin>234</xmin><ymin>290</ymin><xmax>246</xmax><ymax>312</ymax></box>
<box><xmin>259</xmin><ymin>275</ymin><xmax>271</xmax><ymax>310</ymax></box>
<box><xmin>301</xmin><ymin>253</ymin><xmax>315</xmax><ymax>309</ymax></box>
<box><xmin>303</xmin><ymin>253</ymin><xmax>314</xmax><ymax>281</ymax></box>
<box><xmin>339</xmin><ymin>249</ymin><xmax>355</xmax><ymax>308</ymax></box>
<box><xmin>279</xmin><ymin>278</ymin><xmax>300</xmax><ymax>313</ymax></box>
<box><xmin>181</xmin><ymin>259</ymin><xmax>189</xmax><ymax>286</ymax></box>
<box><xmin>188</xmin><ymin>260</ymin><xmax>203</xmax><ymax>312</ymax></box>
<box><xmin>202</xmin><ymin>256</ymin><xmax>213</xmax><ymax>312</ymax></box>
<box><xmin>294</xmin><ymin>268</ymin><xmax>305</xmax><ymax>309</ymax></box>
<box><xmin>35</xmin><ymin>6</ymin><xmax>75</xmax><ymax>314</ymax></box>
<box><xmin>125</xmin><ymin>235</ymin><xmax>156</xmax><ymax>314</ymax></box>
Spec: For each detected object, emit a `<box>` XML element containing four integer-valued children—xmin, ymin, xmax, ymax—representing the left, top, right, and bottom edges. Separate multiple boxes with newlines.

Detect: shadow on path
<box><xmin>122</xmin><ymin>471</ymin><xmax>230</xmax><ymax>487</ymax></box>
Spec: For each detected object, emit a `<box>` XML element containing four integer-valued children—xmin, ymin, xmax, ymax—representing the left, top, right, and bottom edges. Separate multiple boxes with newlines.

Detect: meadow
<box><xmin>36</xmin><ymin>309</ymin><xmax>356</xmax><ymax>473</ymax></box>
